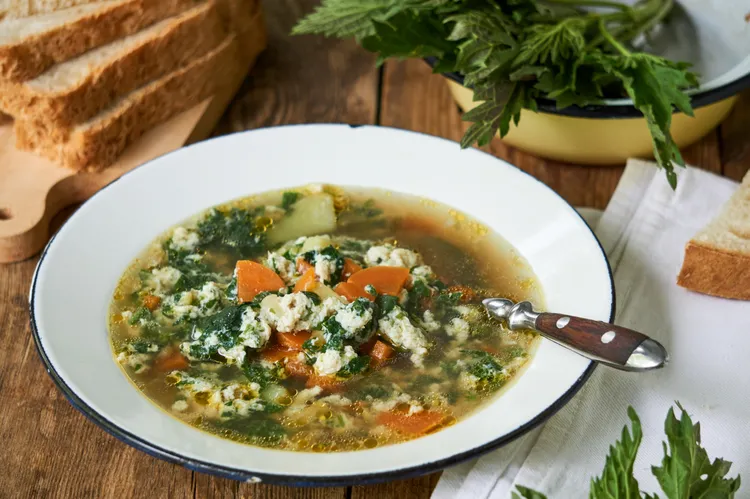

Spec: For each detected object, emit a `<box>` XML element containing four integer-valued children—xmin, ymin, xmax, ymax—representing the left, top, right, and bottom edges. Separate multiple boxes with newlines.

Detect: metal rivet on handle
<box><xmin>555</xmin><ymin>317</ymin><xmax>570</xmax><ymax>328</ymax></box>
<box><xmin>601</xmin><ymin>331</ymin><xmax>616</xmax><ymax>344</ymax></box>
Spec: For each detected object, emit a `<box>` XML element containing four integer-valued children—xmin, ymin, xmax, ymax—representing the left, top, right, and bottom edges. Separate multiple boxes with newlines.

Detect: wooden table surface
<box><xmin>1</xmin><ymin>1</ymin><xmax>748</xmax><ymax>498</ymax></box>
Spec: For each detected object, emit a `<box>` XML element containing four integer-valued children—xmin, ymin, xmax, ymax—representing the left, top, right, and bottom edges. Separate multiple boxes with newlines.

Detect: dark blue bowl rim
<box><xmin>28</xmin><ymin>124</ymin><xmax>612</xmax><ymax>487</ymax></box>
<box><xmin>425</xmin><ymin>57</ymin><xmax>750</xmax><ymax>119</ymax></box>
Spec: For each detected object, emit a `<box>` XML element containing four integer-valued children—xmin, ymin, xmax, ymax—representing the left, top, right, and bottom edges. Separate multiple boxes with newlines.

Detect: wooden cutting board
<box><xmin>0</xmin><ymin>4</ymin><xmax>266</xmax><ymax>264</ymax></box>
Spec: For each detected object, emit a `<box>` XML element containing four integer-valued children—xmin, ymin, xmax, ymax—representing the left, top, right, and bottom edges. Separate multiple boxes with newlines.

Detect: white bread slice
<box><xmin>677</xmin><ymin>171</ymin><xmax>750</xmax><ymax>300</ymax></box>
<box><xmin>15</xmin><ymin>34</ymin><xmax>248</xmax><ymax>171</ymax></box>
<box><xmin>0</xmin><ymin>1</ymin><xmax>226</xmax><ymax>133</ymax></box>
<box><xmin>0</xmin><ymin>0</ymin><xmax>201</xmax><ymax>82</ymax></box>
<box><xmin>0</xmin><ymin>0</ymin><xmax>100</xmax><ymax>19</ymax></box>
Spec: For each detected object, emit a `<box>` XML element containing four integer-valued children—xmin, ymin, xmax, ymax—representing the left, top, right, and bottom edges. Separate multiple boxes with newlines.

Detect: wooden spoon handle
<box><xmin>535</xmin><ymin>313</ymin><xmax>667</xmax><ymax>371</ymax></box>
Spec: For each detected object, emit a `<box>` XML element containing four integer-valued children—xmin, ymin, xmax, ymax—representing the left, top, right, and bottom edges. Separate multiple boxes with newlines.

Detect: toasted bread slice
<box><xmin>677</xmin><ymin>171</ymin><xmax>750</xmax><ymax>300</ymax></box>
<box><xmin>0</xmin><ymin>0</ymin><xmax>201</xmax><ymax>82</ymax></box>
<box><xmin>15</xmin><ymin>34</ymin><xmax>249</xmax><ymax>171</ymax></box>
<box><xmin>0</xmin><ymin>1</ymin><xmax>225</xmax><ymax>131</ymax></box>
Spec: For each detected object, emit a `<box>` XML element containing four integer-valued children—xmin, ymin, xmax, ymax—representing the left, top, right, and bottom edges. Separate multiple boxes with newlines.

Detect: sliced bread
<box><xmin>15</xmin><ymin>34</ymin><xmax>247</xmax><ymax>171</ymax></box>
<box><xmin>0</xmin><ymin>0</ymin><xmax>100</xmax><ymax>19</ymax></box>
<box><xmin>0</xmin><ymin>1</ymin><xmax>225</xmax><ymax>134</ymax></box>
<box><xmin>0</xmin><ymin>0</ymin><xmax>201</xmax><ymax>82</ymax></box>
<box><xmin>677</xmin><ymin>170</ymin><xmax>750</xmax><ymax>300</ymax></box>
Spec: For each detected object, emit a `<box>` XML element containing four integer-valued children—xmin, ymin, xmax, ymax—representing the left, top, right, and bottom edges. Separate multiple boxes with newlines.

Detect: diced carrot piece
<box><xmin>277</xmin><ymin>330</ymin><xmax>312</xmax><ymax>351</ymax></box>
<box><xmin>293</xmin><ymin>268</ymin><xmax>318</xmax><ymax>293</ymax></box>
<box><xmin>235</xmin><ymin>260</ymin><xmax>285</xmax><ymax>303</ymax></box>
<box><xmin>306</xmin><ymin>374</ymin><xmax>346</xmax><ymax>392</ymax></box>
<box><xmin>154</xmin><ymin>351</ymin><xmax>189</xmax><ymax>372</ymax></box>
<box><xmin>342</xmin><ymin>258</ymin><xmax>362</xmax><ymax>279</ymax></box>
<box><xmin>348</xmin><ymin>266</ymin><xmax>410</xmax><ymax>296</ymax></box>
<box><xmin>143</xmin><ymin>294</ymin><xmax>161</xmax><ymax>311</ymax></box>
<box><xmin>447</xmin><ymin>285</ymin><xmax>478</xmax><ymax>303</ymax></box>
<box><xmin>334</xmin><ymin>282</ymin><xmax>375</xmax><ymax>302</ymax></box>
<box><xmin>260</xmin><ymin>344</ymin><xmax>295</xmax><ymax>363</ymax></box>
<box><xmin>297</xmin><ymin>259</ymin><xmax>313</xmax><ymax>273</ymax></box>
<box><xmin>285</xmin><ymin>358</ymin><xmax>314</xmax><ymax>378</ymax></box>
<box><xmin>377</xmin><ymin>410</ymin><xmax>447</xmax><ymax>435</ymax></box>
<box><xmin>369</xmin><ymin>340</ymin><xmax>395</xmax><ymax>366</ymax></box>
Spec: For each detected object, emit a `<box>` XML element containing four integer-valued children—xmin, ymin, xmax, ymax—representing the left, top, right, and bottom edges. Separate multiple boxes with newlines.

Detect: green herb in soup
<box><xmin>109</xmin><ymin>186</ymin><xmax>543</xmax><ymax>452</ymax></box>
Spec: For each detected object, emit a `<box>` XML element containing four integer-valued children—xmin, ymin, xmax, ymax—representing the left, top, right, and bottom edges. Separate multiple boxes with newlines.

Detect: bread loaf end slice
<box><xmin>677</xmin><ymin>171</ymin><xmax>750</xmax><ymax>300</ymax></box>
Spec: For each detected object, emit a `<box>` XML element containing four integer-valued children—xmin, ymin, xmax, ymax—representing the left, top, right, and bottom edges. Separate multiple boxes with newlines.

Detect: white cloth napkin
<box><xmin>433</xmin><ymin>159</ymin><xmax>750</xmax><ymax>499</ymax></box>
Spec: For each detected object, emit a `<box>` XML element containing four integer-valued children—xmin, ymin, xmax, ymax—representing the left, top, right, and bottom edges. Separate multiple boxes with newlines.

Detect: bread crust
<box><xmin>16</xmin><ymin>25</ymin><xmax>265</xmax><ymax>171</ymax></box>
<box><xmin>0</xmin><ymin>0</ymin><xmax>202</xmax><ymax>82</ymax></box>
<box><xmin>0</xmin><ymin>1</ymin><xmax>225</xmax><ymax>135</ymax></box>
<box><xmin>677</xmin><ymin>241</ymin><xmax>750</xmax><ymax>300</ymax></box>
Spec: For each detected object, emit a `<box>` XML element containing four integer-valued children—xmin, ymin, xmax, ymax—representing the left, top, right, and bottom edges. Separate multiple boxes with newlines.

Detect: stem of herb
<box><xmin>617</xmin><ymin>0</ymin><xmax>674</xmax><ymax>44</ymax></box>
<box><xmin>542</xmin><ymin>0</ymin><xmax>634</xmax><ymax>14</ymax></box>
<box><xmin>598</xmin><ymin>19</ymin><xmax>631</xmax><ymax>55</ymax></box>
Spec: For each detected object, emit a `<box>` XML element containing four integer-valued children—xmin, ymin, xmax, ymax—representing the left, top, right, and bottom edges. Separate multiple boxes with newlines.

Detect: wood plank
<box><xmin>194</xmin><ymin>474</ymin><xmax>347</xmax><ymax>499</ymax></box>
<box><xmin>720</xmin><ymin>90</ymin><xmax>750</xmax><ymax>182</ymax></box>
<box><xmin>351</xmin><ymin>474</ymin><xmax>441</xmax><ymax>499</ymax></box>
<box><xmin>0</xmin><ymin>260</ymin><xmax>196</xmax><ymax>498</ymax></box>
<box><xmin>213</xmin><ymin>0</ymin><xmax>378</xmax><ymax>134</ymax></box>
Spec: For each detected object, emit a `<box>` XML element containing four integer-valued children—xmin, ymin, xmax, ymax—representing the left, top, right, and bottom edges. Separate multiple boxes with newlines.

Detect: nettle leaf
<box><xmin>652</xmin><ymin>404</ymin><xmax>741</xmax><ymax>499</ymax></box>
<box><xmin>607</xmin><ymin>54</ymin><xmax>695</xmax><ymax>189</ymax></box>
<box><xmin>512</xmin><ymin>486</ymin><xmax>549</xmax><ymax>499</ymax></box>
<box><xmin>292</xmin><ymin>0</ymin><xmax>402</xmax><ymax>40</ymax></box>
<box><xmin>589</xmin><ymin>406</ymin><xmax>643</xmax><ymax>499</ymax></box>
<box><xmin>361</xmin><ymin>11</ymin><xmax>455</xmax><ymax>62</ymax></box>
<box><xmin>461</xmin><ymin>81</ymin><xmax>535</xmax><ymax>147</ymax></box>
<box><xmin>515</xmin><ymin>18</ymin><xmax>587</xmax><ymax>66</ymax></box>
<box><xmin>292</xmin><ymin>0</ymin><xmax>459</xmax><ymax>40</ymax></box>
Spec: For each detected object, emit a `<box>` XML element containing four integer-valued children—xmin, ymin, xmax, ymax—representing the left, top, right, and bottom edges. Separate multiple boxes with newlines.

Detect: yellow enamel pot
<box><xmin>440</xmin><ymin>70</ymin><xmax>749</xmax><ymax>165</ymax></box>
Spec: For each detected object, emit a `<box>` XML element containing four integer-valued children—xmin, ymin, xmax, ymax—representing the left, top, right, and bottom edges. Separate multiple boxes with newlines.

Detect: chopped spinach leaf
<box><xmin>301</xmin><ymin>246</ymin><xmax>345</xmax><ymax>285</ymax></box>
<box><xmin>433</xmin><ymin>290</ymin><xmax>463</xmax><ymax>320</ymax></box>
<box><xmin>302</xmin><ymin>291</ymin><xmax>322</xmax><ymax>306</ymax></box>
<box><xmin>461</xmin><ymin>349</ymin><xmax>505</xmax><ymax>387</ymax></box>
<box><xmin>375</xmin><ymin>294</ymin><xmax>399</xmax><ymax>318</ymax></box>
<box><xmin>405</xmin><ymin>279</ymin><xmax>432</xmax><ymax>315</ymax></box>
<box><xmin>197</xmin><ymin>208</ymin><xmax>267</xmax><ymax>258</ymax></box>
<box><xmin>187</xmin><ymin>305</ymin><xmax>248</xmax><ymax>360</ymax></box>
<box><xmin>354</xmin><ymin>385</ymin><xmax>392</xmax><ymax>400</ymax></box>
<box><xmin>351</xmin><ymin>199</ymin><xmax>383</xmax><ymax>218</ymax></box>
<box><xmin>321</xmin><ymin>316</ymin><xmax>346</xmax><ymax>351</ymax></box>
<box><xmin>281</xmin><ymin>191</ymin><xmax>301</xmax><ymax>210</ymax></box>
<box><xmin>339</xmin><ymin>355</ymin><xmax>370</xmax><ymax>377</ymax></box>
<box><xmin>129</xmin><ymin>306</ymin><xmax>152</xmax><ymax>326</ymax></box>
<box><xmin>246</xmin><ymin>419</ymin><xmax>286</xmax><ymax>445</ymax></box>
<box><xmin>242</xmin><ymin>362</ymin><xmax>281</xmax><ymax>389</ymax></box>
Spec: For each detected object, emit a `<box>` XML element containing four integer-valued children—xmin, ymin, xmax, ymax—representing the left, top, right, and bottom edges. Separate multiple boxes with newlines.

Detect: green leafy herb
<box><xmin>187</xmin><ymin>305</ymin><xmax>248</xmax><ymax>360</ymax></box>
<box><xmin>197</xmin><ymin>207</ymin><xmax>267</xmax><ymax>258</ymax></box>
<box><xmin>339</xmin><ymin>355</ymin><xmax>371</xmax><ymax>377</ymax></box>
<box><xmin>302</xmin><ymin>291</ymin><xmax>322</xmax><ymax>306</ymax></box>
<box><xmin>513</xmin><ymin>404</ymin><xmax>741</xmax><ymax>498</ymax></box>
<box><xmin>294</xmin><ymin>0</ymin><xmax>699</xmax><ymax>187</ymax></box>
<box><xmin>376</xmin><ymin>294</ymin><xmax>399</xmax><ymax>318</ymax></box>
<box><xmin>461</xmin><ymin>349</ymin><xmax>505</xmax><ymax>388</ymax></box>
<box><xmin>242</xmin><ymin>362</ymin><xmax>282</xmax><ymax>389</ymax></box>
<box><xmin>281</xmin><ymin>191</ymin><xmax>301</xmax><ymax>210</ymax></box>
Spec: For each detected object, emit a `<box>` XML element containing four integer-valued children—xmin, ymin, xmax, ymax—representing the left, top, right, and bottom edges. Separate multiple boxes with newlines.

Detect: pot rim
<box><xmin>425</xmin><ymin>57</ymin><xmax>750</xmax><ymax>119</ymax></box>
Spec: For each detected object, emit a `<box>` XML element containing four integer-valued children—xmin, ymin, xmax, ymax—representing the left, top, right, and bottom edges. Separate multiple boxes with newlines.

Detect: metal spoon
<box><xmin>482</xmin><ymin>298</ymin><xmax>668</xmax><ymax>372</ymax></box>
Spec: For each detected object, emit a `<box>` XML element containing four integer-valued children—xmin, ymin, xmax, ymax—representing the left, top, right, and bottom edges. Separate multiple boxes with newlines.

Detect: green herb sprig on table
<box><xmin>512</xmin><ymin>404</ymin><xmax>741</xmax><ymax>498</ymax></box>
<box><xmin>293</xmin><ymin>0</ymin><xmax>699</xmax><ymax>188</ymax></box>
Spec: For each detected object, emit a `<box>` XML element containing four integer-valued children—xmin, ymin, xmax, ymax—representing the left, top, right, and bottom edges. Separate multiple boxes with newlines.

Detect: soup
<box><xmin>109</xmin><ymin>185</ymin><xmax>543</xmax><ymax>452</ymax></box>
